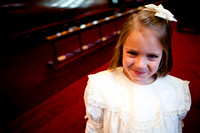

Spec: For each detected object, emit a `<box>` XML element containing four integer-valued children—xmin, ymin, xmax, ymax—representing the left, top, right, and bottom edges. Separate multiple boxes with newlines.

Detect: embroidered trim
<box><xmin>88</xmin><ymin>119</ymin><xmax>103</xmax><ymax>129</ymax></box>
<box><xmin>119</xmin><ymin>109</ymin><xmax>162</xmax><ymax>131</ymax></box>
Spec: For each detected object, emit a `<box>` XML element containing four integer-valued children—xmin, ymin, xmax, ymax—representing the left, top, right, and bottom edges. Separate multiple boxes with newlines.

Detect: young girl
<box><xmin>84</xmin><ymin>4</ymin><xmax>191</xmax><ymax>133</ymax></box>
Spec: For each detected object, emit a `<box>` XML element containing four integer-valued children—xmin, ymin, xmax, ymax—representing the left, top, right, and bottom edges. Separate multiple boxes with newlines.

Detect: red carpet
<box><xmin>5</xmin><ymin>23</ymin><xmax>200</xmax><ymax>133</ymax></box>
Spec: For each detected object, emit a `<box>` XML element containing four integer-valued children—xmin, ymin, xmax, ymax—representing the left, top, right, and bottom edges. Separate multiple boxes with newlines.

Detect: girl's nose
<box><xmin>134</xmin><ymin>56</ymin><xmax>146</xmax><ymax>69</ymax></box>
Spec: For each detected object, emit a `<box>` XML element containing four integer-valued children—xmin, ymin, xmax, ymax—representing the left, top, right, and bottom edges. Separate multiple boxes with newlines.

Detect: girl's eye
<box><xmin>148</xmin><ymin>55</ymin><xmax>158</xmax><ymax>59</ymax></box>
<box><xmin>127</xmin><ymin>51</ymin><xmax>137</xmax><ymax>56</ymax></box>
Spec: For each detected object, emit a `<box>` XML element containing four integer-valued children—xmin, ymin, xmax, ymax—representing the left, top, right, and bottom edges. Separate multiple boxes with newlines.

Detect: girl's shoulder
<box><xmin>88</xmin><ymin>69</ymin><xmax>113</xmax><ymax>79</ymax></box>
<box><xmin>157</xmin><ymin>75</ymin><xmax>190</xmax><ymax>90</ymax></box>
<box><xmin>162</xmin><ymin>75</ymin><xmax>189</xmax><ymax>84</ymax></box>
<box><xmin>157</xmin><ymin>75</ymin><xmax>191</xmax><ymax>102</ymax></box>
<box><xmin>156</xmin><ymin>75</ymin><xmax>191</xmax><ymax>114</ymax></box>
<box><xmin>88</xmin><ymin>67</ymin><xmax>124</xmax><ymax>85</ymax></box>
<box><xmin>85</xmin><ymin>67</ymin><xmax>125</xmax><ymax>111</ymax></box>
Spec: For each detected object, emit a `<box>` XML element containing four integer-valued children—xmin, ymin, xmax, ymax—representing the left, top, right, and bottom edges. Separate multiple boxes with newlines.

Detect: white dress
<box><xmin>84</xmin><ymin>67</ymin><xmax>191</xmax><ymax>133</ymax></box>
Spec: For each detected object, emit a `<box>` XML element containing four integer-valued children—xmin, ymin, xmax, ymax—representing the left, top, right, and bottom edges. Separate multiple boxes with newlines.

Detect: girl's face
<box><xmin>122</xmin><ymin>29</ymin><xmax>163</xmax><ymax>85</ymax></box>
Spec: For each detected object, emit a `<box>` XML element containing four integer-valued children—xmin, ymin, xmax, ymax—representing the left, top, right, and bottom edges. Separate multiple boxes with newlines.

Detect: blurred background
<box><xmin>0</xmin><ymin>0</ymin><xmax>199</xmax><ymax>132</ymax></box>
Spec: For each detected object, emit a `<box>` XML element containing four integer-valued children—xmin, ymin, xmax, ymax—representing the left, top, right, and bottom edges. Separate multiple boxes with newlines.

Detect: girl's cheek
<box><xmin>123</xmin><ymin>56</ymin><xmax>134</xmax><ymax>66</ymax></box>
<box><xmin>152</xmin><ymin>61</ymin><xmax>161</xmax><ymax>70</ymax></box>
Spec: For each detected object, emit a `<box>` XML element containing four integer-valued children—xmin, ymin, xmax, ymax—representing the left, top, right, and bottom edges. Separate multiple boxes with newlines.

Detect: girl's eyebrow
<box><xmin>125</xmin><ymin>48</ymin><xmax>162</xmax><ymax>55</ymax></box>
<box><xmin>147</xmin><ymin>51</ymin><xmax>162</xmax><ymax>55</ymax></box>
<box><xmin>125</xmin><ymin>48</ymin><xmax>137</xmax><ymax>52</ymax></box>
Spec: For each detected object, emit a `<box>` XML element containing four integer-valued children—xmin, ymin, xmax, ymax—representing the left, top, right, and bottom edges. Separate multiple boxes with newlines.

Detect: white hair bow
<box><xmin>143</xmin><ymin>4</ymin><xmax>177</xmax><ymax>22</ymax></box>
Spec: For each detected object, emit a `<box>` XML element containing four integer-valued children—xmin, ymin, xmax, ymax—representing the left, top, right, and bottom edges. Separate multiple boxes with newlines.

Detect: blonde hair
<box><xmin>109</xmin><ymin>9</ymin><xmax>173</xmax><ymax>77</ymax></box>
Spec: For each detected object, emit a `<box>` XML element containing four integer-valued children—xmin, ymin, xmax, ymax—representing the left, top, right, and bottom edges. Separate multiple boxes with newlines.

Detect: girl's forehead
<box><xmin>133</xmin><ymin>26</ymin><xmax>158</xmax><ymax>37</ymax></box>
<box><xmin>124</xmin><ymin>29</ymin><xmax>162</xmax><ymax>51</ymax></box>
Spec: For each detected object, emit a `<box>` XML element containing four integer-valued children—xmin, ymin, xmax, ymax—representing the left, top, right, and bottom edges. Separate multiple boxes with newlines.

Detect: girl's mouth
<box><xmin>133</xmin><ymin>70</ymin><xmax>146</xmax><ymax>76</ymax></box>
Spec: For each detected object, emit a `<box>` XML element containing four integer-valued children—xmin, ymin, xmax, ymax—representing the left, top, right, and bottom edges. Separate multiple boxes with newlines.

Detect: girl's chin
<box><xmin>130</xmin><ymin>77</ymin><xmax>146</xmax><ymax>84</ymax></box>
<box><xmin>123</xmin><ymin>69</ymin><xmax>155</xmax><ymax>84</ymax></box>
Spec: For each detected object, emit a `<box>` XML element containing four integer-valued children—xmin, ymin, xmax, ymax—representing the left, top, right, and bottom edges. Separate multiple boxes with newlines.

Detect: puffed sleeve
<box><xmin>178</xmin><ymin>81</ymin><xmax>191</xmax><ymax>132</ymax></box>
<box><xmin>178</xmin><ymin>81</ymin><xmax>191</xmax><ymax>120</ymax></box>
<box><xmin>84</xmin><ymin>75</ymin><xmax>104</xmax><ymax>133</ymax></box>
